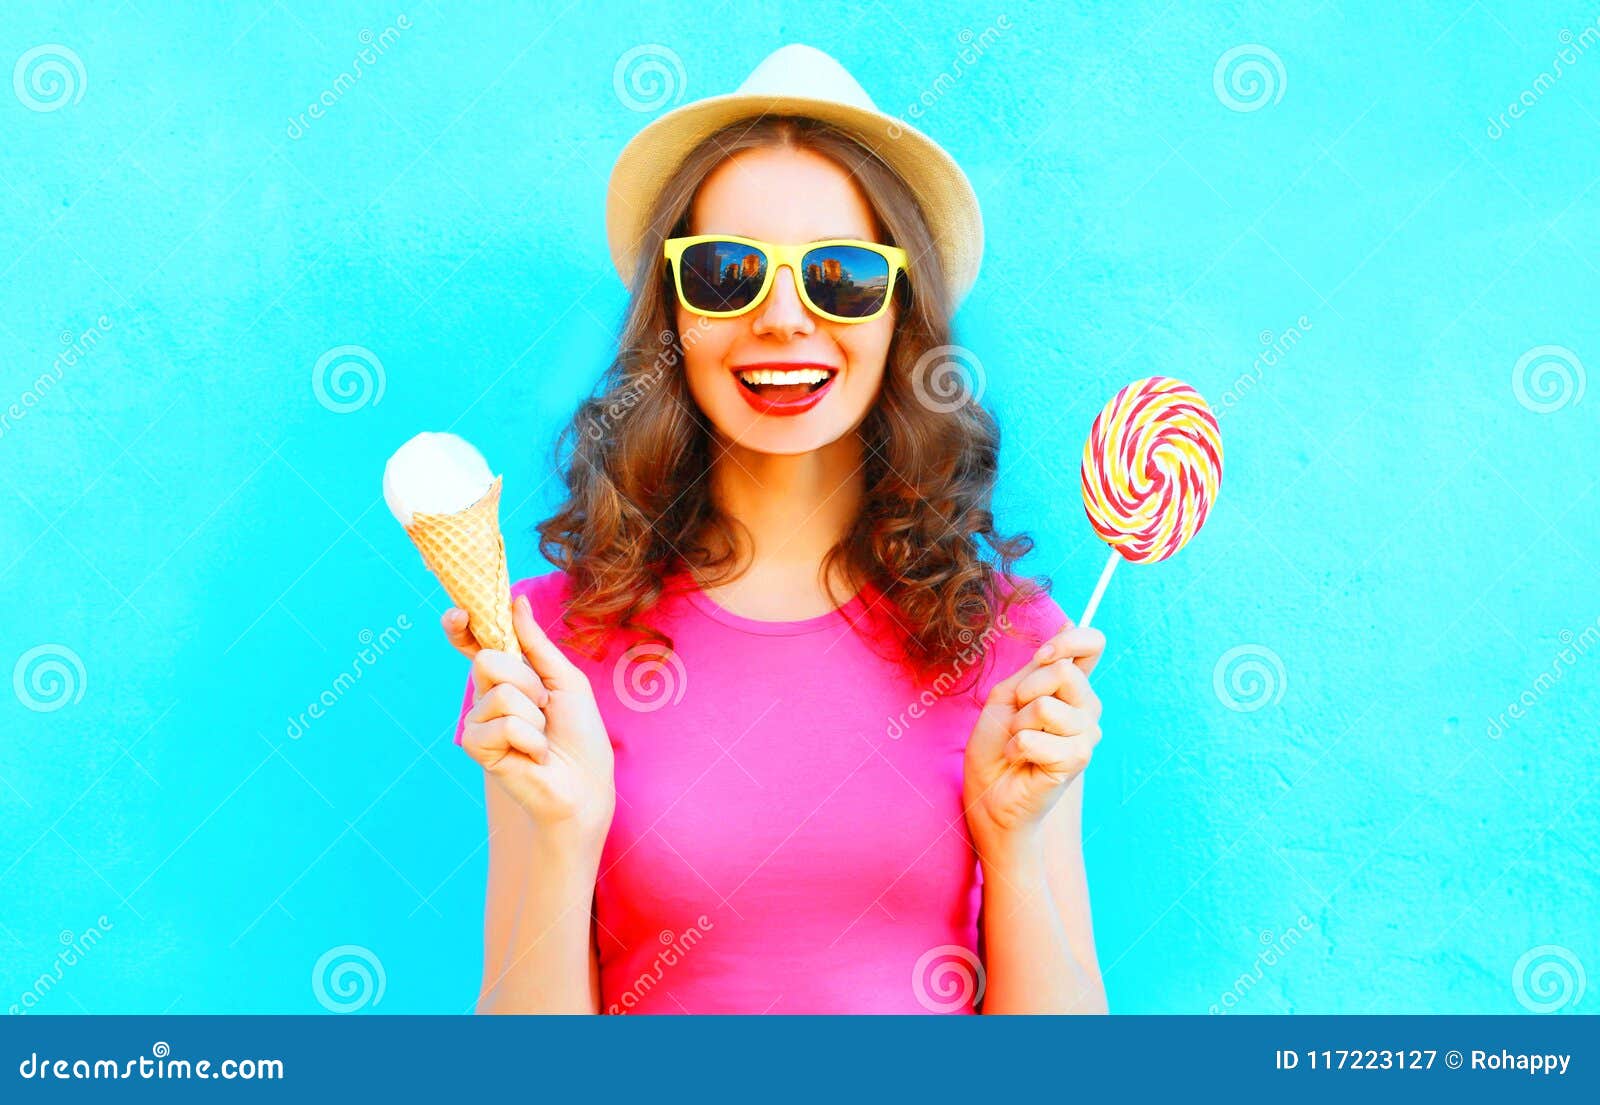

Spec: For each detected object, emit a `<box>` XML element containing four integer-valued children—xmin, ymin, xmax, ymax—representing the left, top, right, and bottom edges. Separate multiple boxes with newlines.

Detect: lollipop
<box><xmin>1077</xmin><ymin>376</ymin><xmax>1222</xmax><ymax>627</ymax></box>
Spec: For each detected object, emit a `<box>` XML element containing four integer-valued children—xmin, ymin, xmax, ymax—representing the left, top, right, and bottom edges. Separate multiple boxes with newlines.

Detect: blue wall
<box><xmin>2</xmin><ymin>1</ymin><xmax>1594</xmax><ymax>1014</ymax></box>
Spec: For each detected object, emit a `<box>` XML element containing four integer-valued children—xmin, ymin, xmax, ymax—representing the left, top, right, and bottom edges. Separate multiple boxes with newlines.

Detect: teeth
<box><xmin>737</xmin><ymin>368</ymin><xmax>833</xmax><ymax>386</ymax></box>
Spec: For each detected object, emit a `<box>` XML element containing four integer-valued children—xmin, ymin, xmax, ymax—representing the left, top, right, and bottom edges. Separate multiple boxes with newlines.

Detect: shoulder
<box><xmin>952</xmin><ymin>570</ymin><xmax>1070</xmax><ymax>703</ymax></box>
<box><xmin>988</xmin><ymin>570</ymin><xmax>1070</xmax><ymax>650</ymax></box>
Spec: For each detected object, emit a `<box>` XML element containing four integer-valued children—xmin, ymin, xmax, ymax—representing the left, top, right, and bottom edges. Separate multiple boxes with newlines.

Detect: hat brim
<box><xmin>605</xmin><ymin>92</ymin><xmax>983</xmax><ymax>308</ymax></box>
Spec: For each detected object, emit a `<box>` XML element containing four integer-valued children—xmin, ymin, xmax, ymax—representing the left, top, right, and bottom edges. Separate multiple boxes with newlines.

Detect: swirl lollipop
<box><xmin>1077</xmin><ymin>376</ymin><xmax>1223</xmax><ymax>627</ymax></box>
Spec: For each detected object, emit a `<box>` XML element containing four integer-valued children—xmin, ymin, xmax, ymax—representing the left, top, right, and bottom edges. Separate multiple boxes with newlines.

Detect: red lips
<box><xmin>730</xmin><ymin>363</ymin><xmax>840</xmax><ymax>417</ymax></box>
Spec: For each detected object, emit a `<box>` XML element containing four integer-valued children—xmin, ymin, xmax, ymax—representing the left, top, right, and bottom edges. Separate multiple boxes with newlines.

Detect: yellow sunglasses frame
<box><xmin>663</xmin><ymin>234</ymin><xmax>910</xmax><ymax>324</ymax></box>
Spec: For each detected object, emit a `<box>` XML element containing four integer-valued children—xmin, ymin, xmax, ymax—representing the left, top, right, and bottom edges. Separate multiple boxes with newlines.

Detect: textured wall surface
<box><xmin>1</xmin><ymin>1</ymin><xmax>1595</xmax><ymax>1014</ymax></box>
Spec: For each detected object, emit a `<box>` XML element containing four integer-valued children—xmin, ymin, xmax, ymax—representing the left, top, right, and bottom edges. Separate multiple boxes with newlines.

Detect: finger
<box><xmin>1016</xmin><ymin>657</ymin><xmax>1095</xmax><ymax>711</ymax></box>
<box><xmin>480</xmin><ymin>715</ymin><xmax>549</xmax><ymax>764</ymax></box>
<box><xmin>983</xmin><ymin>661</ymin><xmax>1030</xmax><ymax>709</ymax></box>
<box><xmin>985</xmin><ymin>619</ymin><xmax>1066</xmax><ymax>707</ymax></box>
<box><xmin>984</xmin><ymin>619</ymin><xmax>1106</xmax><ymax>709</ymax></box>
<box><xmin>470</xmin><ymin>647</ymin><xmax>552</xmax><ymax>704</ymax></box>
<box><xmin>1033</xmin><ymin>625</ymin><xmax>1107</xmax><ymax>676</ymax></box>
<box><xmin>441</xmin><ymin>608</ymin><xmax>481</xmax><ymax>660</ymax></box>
<box><xmin>466</xmin><ymin>682</ymin><xmax>547</xmax><ymax>728</ymax></box>
<box><xmin>511</xmin><ymin>594</ymin><xmax>584</xmax><ymax>692</ymax></box>
<box><xmin>460</xmin><ymin>718</ymin><xmax>512</xmax><ymax>772</ymax></box>
<box><xmin>1012</xmin><ymin>695</ymin><xmax>1095</xmax><ymax>739</ymax></box>
<box><xmin>1004</xmin><ymin>728</ymin><xmax>1094</xmax><ymax>778</ymax></box>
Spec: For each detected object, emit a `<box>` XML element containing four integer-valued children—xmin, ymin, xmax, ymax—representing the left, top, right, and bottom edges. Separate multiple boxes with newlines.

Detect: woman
<box><xmin>443</xmin><ymin>45</ymin><xmax>1107</xmax><ymax>1014</ymax></box>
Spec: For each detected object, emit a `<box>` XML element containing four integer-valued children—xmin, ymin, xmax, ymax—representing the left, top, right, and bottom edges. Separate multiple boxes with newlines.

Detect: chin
<box><xmin>726</xmin><ymin>421</ymin><xmax>851</xmax><ymax>456</ymax></box>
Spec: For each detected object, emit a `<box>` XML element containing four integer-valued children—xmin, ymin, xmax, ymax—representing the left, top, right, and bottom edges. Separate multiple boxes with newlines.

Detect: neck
<box><xmin>698</xmin><ymin>431</ymin><xmax>865</xmax><ymax>587</ymax></box>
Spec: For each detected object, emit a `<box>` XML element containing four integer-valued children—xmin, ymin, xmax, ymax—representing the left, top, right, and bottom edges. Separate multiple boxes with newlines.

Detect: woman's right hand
<box><xmin>443</xmin><ymin>594</ymin><xmax>616</xmax><ymax>841</ymax></box>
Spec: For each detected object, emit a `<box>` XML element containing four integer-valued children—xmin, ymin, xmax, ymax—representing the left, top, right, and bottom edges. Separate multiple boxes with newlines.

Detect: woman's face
<box><xmin>675</xmin><ymin>146</ymin><xmax>896</xmax><ymax>456</ymax></box>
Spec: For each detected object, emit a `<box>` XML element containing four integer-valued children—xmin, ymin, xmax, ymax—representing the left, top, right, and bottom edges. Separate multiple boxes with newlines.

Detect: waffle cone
<box><xmin>405</xmin><ymin>475</ymin><xmax>515</xmax><ymax>652</ymax></box>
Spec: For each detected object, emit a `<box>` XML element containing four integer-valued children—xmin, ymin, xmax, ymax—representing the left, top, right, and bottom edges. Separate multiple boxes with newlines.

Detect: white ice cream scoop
<box><xmin>383</xmin><ymin>431</ymin><xmax>515</xmax><ymax>651</ymax></box>
<box><xmin>383</xmin><ymin>432</ymin><xmax>495</xmax><ymax>527</ymax></box>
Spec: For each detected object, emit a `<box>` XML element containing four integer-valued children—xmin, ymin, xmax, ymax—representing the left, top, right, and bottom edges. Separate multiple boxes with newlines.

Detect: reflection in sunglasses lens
<box><xmin>802</xmin><ymin>245</ymin><xmax>890</xmax><ymax>318</ymax></box>
<box><xmin>680</xmin><ymin>241</ymin><xmax>767</xmax><ymax>312</ymax></box>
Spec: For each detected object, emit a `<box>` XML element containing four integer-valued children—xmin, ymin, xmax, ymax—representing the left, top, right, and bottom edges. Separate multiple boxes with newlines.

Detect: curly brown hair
<box><xmin>534</xmin><ymin>115</ymin><xmax>1048</xmax><ymax>694</ymax></box>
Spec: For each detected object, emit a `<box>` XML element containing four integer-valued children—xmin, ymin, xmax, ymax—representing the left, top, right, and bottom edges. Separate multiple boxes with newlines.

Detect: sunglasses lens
<box><xmin>678</xmin><ymin>240</ymin><xmax>768</xmax><ymax>312</ymax></box>
<box><xmin>802</xmin><ymin>245</ymin><xmax>892</xmax><ymax>318</ymax></box>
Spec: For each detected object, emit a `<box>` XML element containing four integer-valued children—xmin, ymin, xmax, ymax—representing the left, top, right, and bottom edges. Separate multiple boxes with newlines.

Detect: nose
<box><xmin>750</xmin><ymin>264</ymin><xmax>814</xmax><ymax>340</ymax></box>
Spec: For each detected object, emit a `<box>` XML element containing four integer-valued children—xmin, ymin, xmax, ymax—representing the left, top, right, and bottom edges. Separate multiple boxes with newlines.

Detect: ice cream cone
<box><xmin>404</xmin><ymin>475</ymin><xmax>515</xmax><ymax>652</ymax></box>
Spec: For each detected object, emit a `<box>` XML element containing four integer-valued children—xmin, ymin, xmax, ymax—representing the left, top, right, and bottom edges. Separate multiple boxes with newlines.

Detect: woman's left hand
<box><xmin>963</xmin><ymin>622</ymin><xmax>1106</xmax><ymax>857</ymax></box>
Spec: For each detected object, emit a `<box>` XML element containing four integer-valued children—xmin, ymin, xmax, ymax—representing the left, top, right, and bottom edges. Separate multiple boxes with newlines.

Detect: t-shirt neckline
<box><xmin>680</xmin><ymin>576</ymin><xmax>872</xmax><ymax>637</ymax></box>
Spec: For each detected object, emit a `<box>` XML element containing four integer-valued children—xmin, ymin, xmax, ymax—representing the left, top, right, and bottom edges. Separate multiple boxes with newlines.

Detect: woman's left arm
<box><xmin>964</xmin><ymin>625</ymin><xmax>1109</xmax><ymax>1014</ymax></box>
<box><xmin>976</xmin><ymin>776</ymin><xmax>1107</xmax><ymax>1013</ymax></box>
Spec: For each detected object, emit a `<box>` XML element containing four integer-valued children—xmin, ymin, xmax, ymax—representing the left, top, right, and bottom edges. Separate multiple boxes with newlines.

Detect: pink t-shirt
<box><xmin>453</xmin><ymin>567</ymin><xmax>1067</xmax><ymax>1013</ymax></box>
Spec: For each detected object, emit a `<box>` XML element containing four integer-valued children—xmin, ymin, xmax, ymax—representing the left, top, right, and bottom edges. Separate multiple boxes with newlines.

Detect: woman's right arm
<box><xmin>476</xmin><ymin>773</ymin><xmax>603</xmax><ymax>1014</ymax></box>
<box><xmin>445</xmin><ymin>595</ymin><xmax>618</xmax><ymax>1014</ymax></box>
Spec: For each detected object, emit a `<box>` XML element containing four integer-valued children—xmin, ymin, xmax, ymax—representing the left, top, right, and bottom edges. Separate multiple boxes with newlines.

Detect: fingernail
<box><xmin>1037</xmin><ymin>643</ymin><xmax>1054</xmax><ymax>662</ymax></box>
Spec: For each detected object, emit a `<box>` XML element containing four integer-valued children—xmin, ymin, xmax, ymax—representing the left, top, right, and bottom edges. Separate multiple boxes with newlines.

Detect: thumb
<box><xmin>511</xmin><ymin>593</ymin><xmax>582</xmax><ymax>690</ymax></box>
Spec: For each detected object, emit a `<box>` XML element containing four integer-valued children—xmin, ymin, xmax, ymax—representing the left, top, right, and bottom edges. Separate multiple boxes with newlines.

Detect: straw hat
<box><xmin>605</xmin><ymin>43</ymin><xmax>984</xmax><ymax>308</ymax></box>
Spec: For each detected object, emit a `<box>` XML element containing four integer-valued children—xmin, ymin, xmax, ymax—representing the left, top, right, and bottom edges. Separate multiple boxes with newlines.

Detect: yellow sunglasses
<box><xmin>663</xmin><ymin>234</ymin><xmax>909</xmax><ymax>324</ymax></box>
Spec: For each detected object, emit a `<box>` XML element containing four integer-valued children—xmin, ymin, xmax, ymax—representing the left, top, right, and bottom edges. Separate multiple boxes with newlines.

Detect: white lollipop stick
<box><xmin>1077</xmin><ymin>548</ymin><xmax>1120</xmax><ymax>630</ymax></box>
